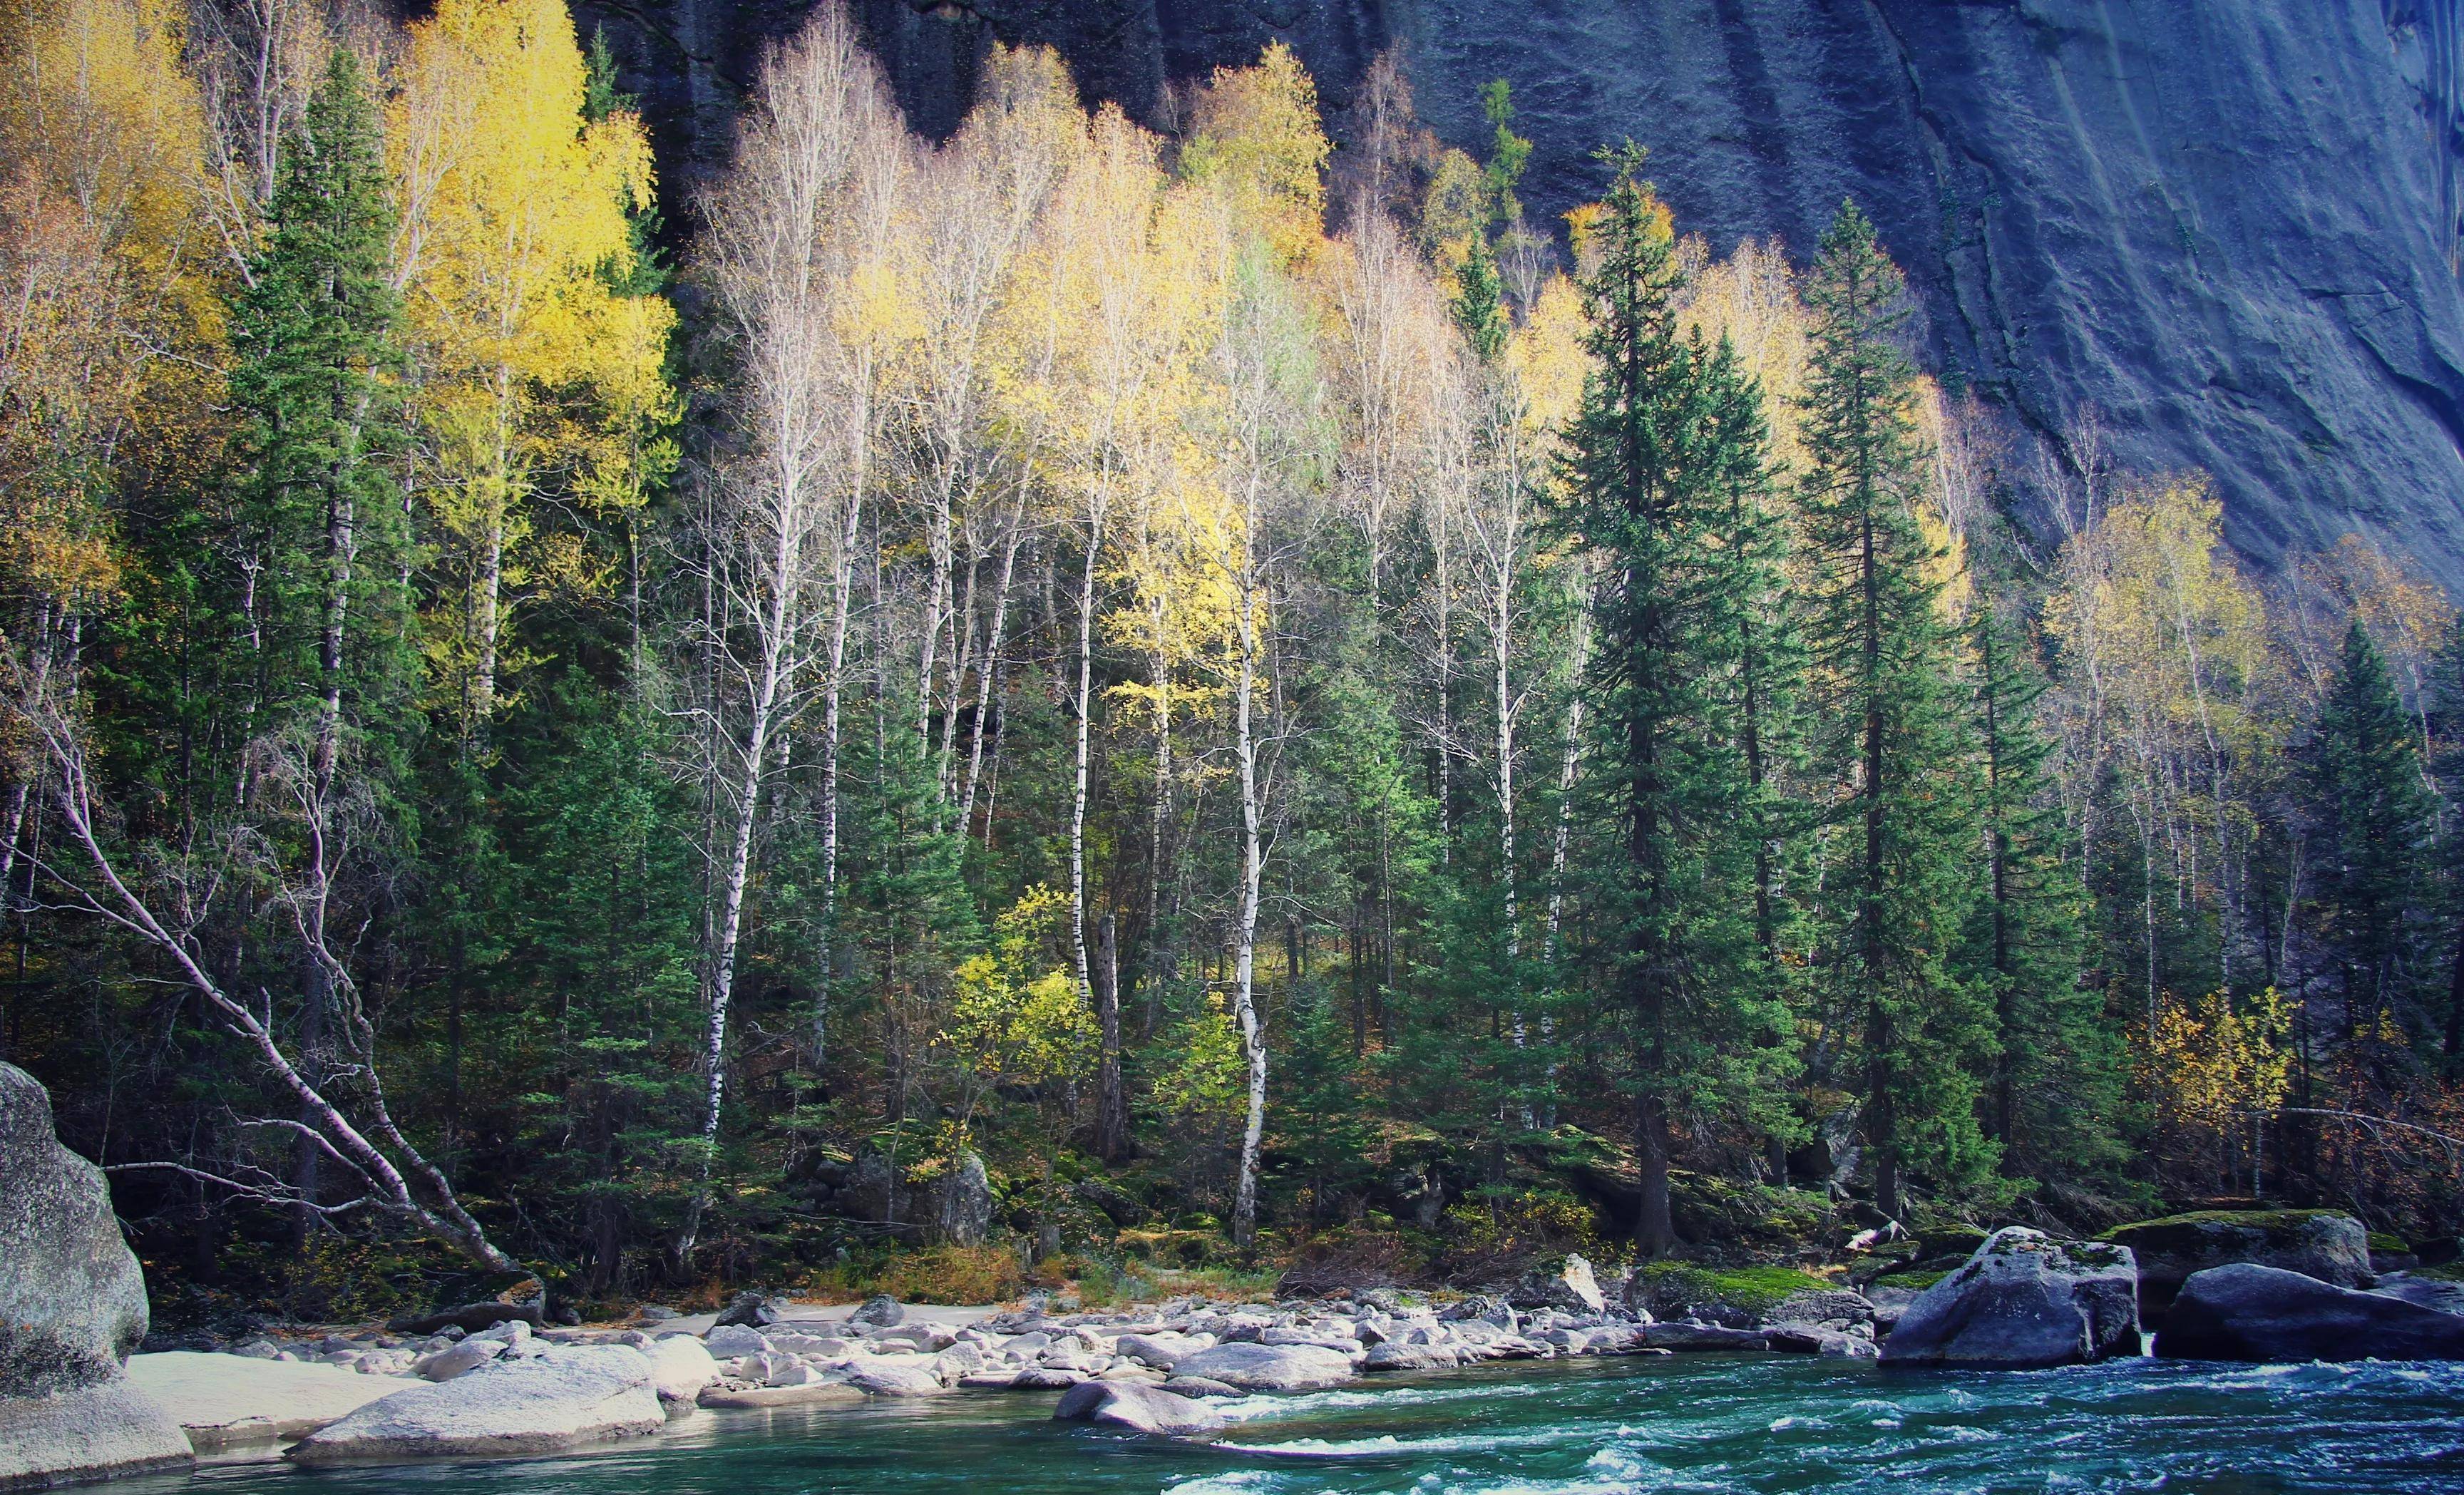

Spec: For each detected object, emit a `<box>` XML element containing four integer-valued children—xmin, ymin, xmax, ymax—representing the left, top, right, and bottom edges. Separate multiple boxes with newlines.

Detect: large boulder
<box><xmin>935</xmin><ymin>1151</ymin><xmax>994</xmax><ymax>1248</ymax></box>
<box><xmin>1508</xmin><ymin>1255</ymin><xmax>1607</xmax><ymax>1315</ymax></box>
<box><xmin>1114</xmin><ymin>1331</ymin><xmax>1207</xmax><ymax>1370</ymax></box>
<box><xmin>2103</xmin><ymin>1210</ymin><xmax>2371</xmax><ymax>1325</ymax></box>
<box><xmin>2155</xmin><ymin>1263</ymin><xmax>2464</xmax><ymax>1363</ymax></box>
<box><xmin>1171</xmin><ymin>1342</ymin><xmax>1355</xmax><ymax>1392</ymax></box>
<box><xmin>287</xmin><ymin>1345</ymin><xmax>664</xmax><ymax>1464</ymax></box>
<box><xmin>1362</xmin><ymin>1342</ymin><xmax>1460</xmax><ymax>1372</ymax></box>
<box><xmin>640</xmin><ymin>1335</ymin><xmax>718</xmax><ymax>1410</ymax></box>
<box><xmin>1880</xmin><ymin>1227</ymin><xmax>2140</xmax><ymax>1369</ymax></box>
<box><xmin>0</xmin><ymin>1062</ymin><xmax>192</xmax><ymax>1488</ymax></box>
<box><xmin>1760</xmin><ymin>1288</ymin><xmax>1878</xmax><ymax>1335</ymax></box>
<box><xmin>1052</xmin><ymin>1380</ymin><xmax>1225</xmax><ymax>1436</ymax></box>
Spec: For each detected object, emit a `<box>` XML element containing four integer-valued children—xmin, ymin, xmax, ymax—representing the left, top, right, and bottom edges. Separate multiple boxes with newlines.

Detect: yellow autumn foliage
<box><xmin>391</xmin><ymin>0</ymin><xmax>674</xmax><ymax>723</ymax></box>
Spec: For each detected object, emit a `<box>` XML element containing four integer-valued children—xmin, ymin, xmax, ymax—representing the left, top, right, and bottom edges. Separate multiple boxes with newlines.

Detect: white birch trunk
<box><xmin>1231</xmin><ymin>555</ymin><xmax>1268</xmax><ymax>1253</ymax></box>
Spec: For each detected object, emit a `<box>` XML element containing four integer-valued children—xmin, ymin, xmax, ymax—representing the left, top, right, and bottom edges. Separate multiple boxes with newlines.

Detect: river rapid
<box><xmin>124</xmin><ymin>1354</ymin><xmax>2464</xmax><ymax>1495</ymax></box>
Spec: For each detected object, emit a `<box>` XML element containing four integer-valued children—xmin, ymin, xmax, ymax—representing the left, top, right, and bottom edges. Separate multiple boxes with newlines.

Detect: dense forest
<box><xmin>5</xmin><ymin>0</ymin><xmax>2461</xmax><ymax>1322</ymax></box>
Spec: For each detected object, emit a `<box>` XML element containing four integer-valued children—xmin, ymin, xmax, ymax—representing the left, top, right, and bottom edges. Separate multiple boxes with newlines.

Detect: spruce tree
<box><xmin>225</xmin><ymin>46</ymin><xmax>416</xmax><ymax>1242</ymax></box>
<box><xmin>1966</xmin><ymin>602</ymin><xmax>2108</xmax><ymax>1177</ymax></box>
<box><xmin>228</xmin><ymin>46</ymin><xmax>414</xmax><ymax>752</ymax></box>
<box><xmin>1795</xmin><ymin>200</ymin><xmax>1989</xmax><ymax>1220</ymax></box>
<box><xmin>1558</xmin><ymin>150</ymin><xmax>1782</xmax><ymax>1253</ymax></box>
<box><xmin>1700</xmin><ymin>334</ymin><xmax>1809</xmax><ymax>1174</ymax></box>
<box><xmin>2314</xmin><ymin>619</ymin><xmax>2438</xmax><ymax>1040</ymax></box>
<box><xmin>2430</xmin><ymin>615</ymin><xmax>2464</xmax><ymax>1067</ymax></box>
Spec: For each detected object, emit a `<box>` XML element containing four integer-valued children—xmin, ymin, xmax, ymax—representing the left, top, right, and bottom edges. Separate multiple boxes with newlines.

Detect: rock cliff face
<box><xmin>580</xmin><ymin>0</ymin><xmax>2464</xmax><ymax>577</ymax></box>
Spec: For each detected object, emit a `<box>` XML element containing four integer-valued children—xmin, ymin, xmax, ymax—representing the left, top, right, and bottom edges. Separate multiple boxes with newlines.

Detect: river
<box><xmin>119</xmin><ymin>1354</ymin><xmax>2464</xmax><ymax>1494</ymax></box>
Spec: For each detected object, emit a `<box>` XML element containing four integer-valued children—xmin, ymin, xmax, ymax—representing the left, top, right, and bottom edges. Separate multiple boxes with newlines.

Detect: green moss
<box><xmin>1633</xmin><ymin>1263</ymin><xmax>1829</xmax><ymax>1315</ymax></box>
<box><xmin>2368</xmin><ymin>1233</ymin><xmax>2408</xmax><ymax>1253</ymax></box>
<box><xmin>2412</xmin><ymin>1263</ymin><xmax>2464</xmax><ymax>1283</ymax></box>
<box><xmin>1873</xmin><ymin>1268</ymin><xmax>1950</xmax><ymax>1291</ymax></box>
<box><xmin>2100</xmin><ymin>1208</ymin><xmax>2351</xmax><ymax>1241</ymax></box>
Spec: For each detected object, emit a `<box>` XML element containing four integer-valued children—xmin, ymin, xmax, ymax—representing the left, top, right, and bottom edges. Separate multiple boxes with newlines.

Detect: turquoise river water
<box><xmin>119</xmin><ymin>1354</ymin><xmax>2464</xmax><ymax>1494</ymax></box>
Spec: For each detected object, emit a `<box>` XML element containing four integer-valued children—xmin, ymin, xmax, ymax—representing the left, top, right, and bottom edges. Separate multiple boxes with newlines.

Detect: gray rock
<box><xmin>848</xmin><ymin>1294</ymin><xmax>905</xmax><ymax>1328</ymax></box>
<box><xmin>2105</xmin><ymin>1211</ymin><xmax>2373</xmax><ymax>1326</ymax></box>
<box><xmin>1638</xmin><ymin>1322</ymin><xmax>1774</xmax><ymax>1352</ymax></box>
<box><xmin>289</xmin><ymin>1344</ymin><xmax>663</xmax><ymax>1464</ymax></box>
<box><xmin>2155</xmin><ymin>1263</ymin><xmax>2464</xmax><ymax>1363</ymax></box>
<box><xmin>850</xmin><ymin>1360</ymin><xmax>949</xmax><ymax>1396</ymax></box>
<box><xmin>1052</xmin><ymin>1380</ymin><xmax>1226</xmax><ymax>1437</ymax></box>
<box><xmin>1158</xmin><ymin>1375</ymin><xmax>1243</xmax><ymax>1397</ymax></box>
<box><xmin>935</xmin><ymin>1150</ymin><xmax>995</xmax><ymax>1248</ymax></box>
<box><xmin>0</xmin><ymin>1062</ymin><xmax>192</xmax><ymax>1489</ymax></box>
<box><xmin>1437</xmin><ymin>1295</ymin><xmax>1514</xmax><ymax>1327</ymax></box>
<box><xmin>1362</xmin><ymin>1342</ymin><xmax>1459</xmax><ymax>1372</ymax></box>
<box><xmin>1881</xmin><ymin>1228</ymin><xmax>2140</xmax><ymax>1370</ymax></box>
<box><xmin>0</xmin><ymin>1380</ymin><xmax>197</xmax><ymax>1488</ymax></box>
<box><xmin>2371</xmin><ymin>1274</ymin><xmax>2464</xmax><ymax>1317</ymax></box>
<box><xmin>1113</xmin><ymin>1331</ymin><xmax>1205</xmax><ymax>1369</ymax></box>
<box><xmin>1508</xmin><ymin>1254</ymin><xmax>1608</xmax><ymax>1315</ymax></box>
<box><xmin>712</xmin><ymin>1290</ymin><xmax>787</xmax><ymax>1330</ymax></box>
<box><xmin>1171</xmin><ymin>1342</ymin><xmax>1355</xmax><ymax>1392</ymax></box>
<box><xmin>1760</xmin><ymin>1288</ymin><xmax>1877</xmax><ymax>1333</ymax></box>
<box><xmin>412</xmin><ymin>1338</ymin><xmax>506</xmax><ymax>1382</ymax></box>
<box><xmin>697</xmin><ymin>1382</ymin><xmax>865</xmax><ymax>1409</ymax></box>
<box><xmin>640</xmin><ymin>1334</ymin><xmax>717</xmax><ymax>1410</ymax></box>
<box><xmin>703</xmin><ymin>1323</ymin><xmax>774</xmax><ymax>1358</ymax></box>
<box><xmin>1010</xmin><ymin>1365</ymin><xmax>1085</xmax><ymax>1389</ymax></box>
<box><xmin>0</xmin><ymin>1064</ymin><xmax>153</xmax><ymax>1394</ymax></box>
<box><xmin>1864</xmin><ymin>1285</ymin><xmax>1919</xmax><ymax>1334</ymax></box>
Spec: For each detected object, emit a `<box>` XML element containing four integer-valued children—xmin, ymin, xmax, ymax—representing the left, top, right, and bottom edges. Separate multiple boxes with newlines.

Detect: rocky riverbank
<box><xmin>67</xmin><ymin>1224</ymin><xmax>2464</xmax><ymax>1476</ymax></box>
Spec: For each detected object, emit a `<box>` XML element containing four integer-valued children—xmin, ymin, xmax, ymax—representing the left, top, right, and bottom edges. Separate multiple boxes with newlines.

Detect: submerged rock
<box><xmin>2155</xmin><ymin>1263</ymin><xmax>2464</xmax><ymax>1363</ymax></box>
<box><xmin>0</xmin><ymin>1061</ymin><xmax>192</xmax><ymax>1489</ymax></box>
<box><xmin>1880</xmin><ymin>1228</ymin><xmax>2139</xmax><ymax>1369</ymax></box>
<box><xmin>1052</xmin><ymin>1380</ymin><xmax>1225</xmax><ymax>1437</ymax></box>
<box><xmin>288</xmin><ymin>1345</ymin><xmax>665</xmax><ymax>1464</ymax></box>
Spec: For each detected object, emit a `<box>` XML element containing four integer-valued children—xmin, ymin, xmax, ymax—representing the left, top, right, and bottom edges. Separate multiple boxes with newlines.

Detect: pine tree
<box><xmin>225</xmin><ymin>45</ymin><xmax>419</xmax><ymax>1245</ymax></box>
<box><xmin>1795</xmin><ymin>200</ymin><xmax>1989</xmax><ymax>1220</ymax></box>
<box><xmin>1966</xmin><ymin>602</ymin><xmax>2108</xmax><ymax>1178</ymax></box>
<box><xmin>2430</xmin><ymin>614</ymin><xmax>2464</xmax><ymax>1067</ymax></box>
<box><xmin>1699</xmin><ymin>333</ymin><xmax>1809</xmax><ymax>1174</ymax></box>
<box><xmin>228</xmin><ymin>46</ymin><xmax>415</xmax><ymax>752</ymax></box>
<box><xmin>1557</xmin><ymin>150</ymin><xmax>1780</xmax><ymax>1253</ymax></box>
<box><xmin>2314</xmin><ymin>619</ymin><xmax>2438</xmax><ymax>1040</ymax></box>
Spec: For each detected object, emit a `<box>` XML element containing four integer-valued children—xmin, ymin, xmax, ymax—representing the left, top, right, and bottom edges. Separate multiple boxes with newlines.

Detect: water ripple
<box><xmin>116</xmin><ymin>1352</ymin><xmax>2464</xmax><ymax>1495</ymax></box>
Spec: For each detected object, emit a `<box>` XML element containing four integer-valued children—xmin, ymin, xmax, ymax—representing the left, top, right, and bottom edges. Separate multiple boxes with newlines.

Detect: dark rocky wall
<box><xmin>578</xmin><ymin>0</ymin><xmax>2464</xmax><ymax>578</ymax></box>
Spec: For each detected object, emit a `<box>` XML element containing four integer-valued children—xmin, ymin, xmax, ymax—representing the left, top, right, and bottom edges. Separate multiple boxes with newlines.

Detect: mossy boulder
<box><xmin>2102</xmin><ymin>1209</ymin><xmax>2371</xmax><ymax>1326</ymax></box>
<box><xmin>1626</xmin><ymin>1263</ymin><xmax>1831</xmax><ymax>1327</ymax></box>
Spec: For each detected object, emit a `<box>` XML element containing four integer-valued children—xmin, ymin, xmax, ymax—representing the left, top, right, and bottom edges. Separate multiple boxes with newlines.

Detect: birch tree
<box><xmin>683</xmin><ymin>6</ymin><xmax>900</xmax><ymax>1252</ymax></box>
